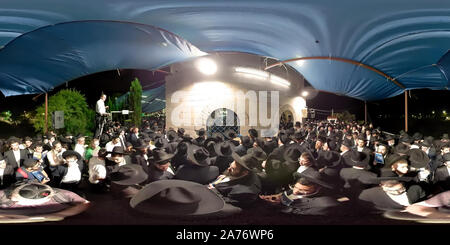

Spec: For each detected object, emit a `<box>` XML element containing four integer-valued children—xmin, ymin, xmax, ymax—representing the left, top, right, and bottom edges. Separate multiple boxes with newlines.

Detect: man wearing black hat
<box><xmin>432</xmin><ymin>153</ymin><xmax>450</xmax><ymax>191</ymax></box>
<box><xmin>358</xmin><ymin>178</ymin><xmax>426</xmax><ymax>211</ymax></box>
<box><xmin>192</xmin><ymin>128</ymin><xmax>207</xmax><ymax>146</ymax></box>
<box><xmin>105</xmin><ymin>135</ymin><xmax>122</xmax><ymax>155</ymax></box>
<box><xmin>129</xmin><ymin>127</ymin><xmax>141</xmax><ymax>148</ymax></box>
<box><xmin>147</xmin><ymin>149</ymin><xmax>175</xmax><ymax>183</ymax></box>
<box><xmin>52</xmin><ymin>150</ymin><xmax>84</xmax><ymax>191</ymax></box>
<box><xmin>260</xmin><ymin>172</ymin><xmax>342</xmax><ymax>216</ymax></box>
<box><xmin>211</xmin><ymin>141</ymin><xmax>235</xmax><ymax>173</ymax></box>
<box><xmin>174</xmin><ymin>145</ymin><xmax>219</xmax><ymax>185</ymax></box>
<box><xmin>340</xmin><ymin>150</ymin><xmax>378</xmax><ymax>200</ymax></box>
<box><xmin>234</xmin><ymin>136</ymin><xmax>254</xmax><ymax>157</ymax></box>
<box><xmin>209</xmin><ymin>152</ymin><xmax>262</xmax><ymax>209</ymax></box>
<box><xmin>105</xmin><ymin>146</ymin><xmax>132</xmax><ymax>173</ymax></box>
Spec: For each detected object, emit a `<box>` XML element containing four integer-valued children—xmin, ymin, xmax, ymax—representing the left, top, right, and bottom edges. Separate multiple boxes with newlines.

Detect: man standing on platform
<box><xmin>95</xmin><ymin>94</ymin><xmax>109</xmax><ymax>138</ymax></box>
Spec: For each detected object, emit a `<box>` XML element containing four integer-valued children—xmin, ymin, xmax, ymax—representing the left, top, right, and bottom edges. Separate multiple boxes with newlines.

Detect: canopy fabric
<box><xmin>0</xmin><ymin>20</ymin><xmax>205</xmax><ymax>96</ymax></box>
<box><xmin>0</xmin><ymin>0</ymin><xmax>449</xmax><ymax>100</ymax></box>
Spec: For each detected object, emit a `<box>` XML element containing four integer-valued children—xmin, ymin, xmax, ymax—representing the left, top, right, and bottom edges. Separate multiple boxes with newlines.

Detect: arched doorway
<box><xmin>206</xmin><ymin>108</ymin><xmax>240</xmax><ymax>137</ymax></box>
<box><xmin>280</xmin><ymin>110</ymin><xmax>294</xmax><ymax>129</ymax></box>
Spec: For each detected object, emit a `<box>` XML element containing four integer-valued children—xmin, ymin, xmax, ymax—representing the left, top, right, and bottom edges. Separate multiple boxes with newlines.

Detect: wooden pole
<box><xmin>364</xmin><ymin>101</ymin><xmax>367</xmax><ymax>124</ymax></box>
<box><xmin>45</xmin><ymin>93</ymin><xmax>48</xmax><ymax>134</ymax></box>
<box><xmin>404</xmin><ymin>91</ymin><xmax>408</xmax><ymax>132</ymax></box>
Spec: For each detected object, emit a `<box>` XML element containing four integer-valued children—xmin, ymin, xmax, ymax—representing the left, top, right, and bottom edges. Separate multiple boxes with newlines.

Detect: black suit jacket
<box><xmin>339</xmin><ymin>167</ymin><xmax>377</xmax><ymax>198</ymax></box>
<box><xmin>433</xmin><ymin>166</ymin><xmax>450</xmax><ymax>190</ymax></box>
<box><xmin>214</xmin><ymin>171</ymin><xmax>262</xmax><ymax>209</ymax></box>
<box><xmin>174</xmin><ymin>163</ymin><xmax>219</xmax><ymax>185</ymax></box>
<box><xmin>3</xmin><ymin>149</ymin><xmax>27</xmax><ymax>169</ymax></box>
<box><xmin>211</xmin><ymin>155</ymin><xmax>233</xmax><ymax>173</ymax></box>
<box><xmin>129</xmin><ymin>133</ymin><xmax>140</xmax><ymax>148</ymax></box>
<box><xmin>234</xmin><ymin>145</ymin><xmax>250</xmax><ymax>157</ymax></box>
<box><xmin>358</xmin><ymin>185</ymin><xmax>426</xmax><ymax>211</ymax></box>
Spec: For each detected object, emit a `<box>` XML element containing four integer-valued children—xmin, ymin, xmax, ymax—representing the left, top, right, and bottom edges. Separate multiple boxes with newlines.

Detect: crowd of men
<box><xmin>0</xmin><ymin>118</ymin><xmax>448</xmax><ymax>219</ymax></box>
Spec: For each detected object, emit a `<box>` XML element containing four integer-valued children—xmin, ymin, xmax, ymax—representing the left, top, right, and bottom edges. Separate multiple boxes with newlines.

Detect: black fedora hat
<box><xmin>341</xmin><ymin>139</ymin><xmax>353</xmax><ymax>148</ymax></box>
<box><xmin>407</xmin><ymin>149</ymin><xmax>430</xmax><ymax>168</ymax></box>
<box><xmin>240</xmin><ymin>136</ymin><xmax>254</xmax><ymax>148</ymax></box>
<box><xmin>134</xmin><ymin>140</ymin><xmax>148</xmax><ymax>150</ymax></box>
<box><xmin>283</xmin><ymin>146</ymin><xmax>302</xmax><ymax>164</ymax></box>
<box><xmin>394</xmin><ymin>143</ymin><xmax>410</xmax><ymax>155</ymax></box>
<box><xmin>343</xmin><ymin>150</ymin><xmax>370</xmax><ymax>167</ymax></box>
<box><xmin>166</xmin><ymin>129</ymin><xmax>179</xmax><ymax>142</ymax></box>
<box><xmin>224</xmin><ymin>129</ymin><xmax>237</xmax><ymax>140</ymax></box>
<box><xmin>399</xmin><ymin>134</ymin><xmax>413</xmax><ymax>144</ymax></box>
<box><xmin>316</xmin><ymin>151</ymin><xmax>342</xmax><ymax>168</ymax></box>
<box><xmin>231</xmin><ymin>152</ymin><xmax>257</xmax><ymax>171</ymax></box>
<box><xmin>110</xmin><ymin>164</ymin><xmax>148</xmax><ymax>186</ymax></box>
<box><xmin>108</xmin><ymin>146</ymin><xmax>129</xmax><ymax>155</ymax></box>
<box><xmin>248</xmin><ymin>129</ymin><xmax>258</xmax><ymax>138</ymax></box>
<box><xmin>129</xmin><ymin>179</ymin><xmax>228</xmax><ymax>217</ymax></box>
<box><xmin>368</xmin><ymin>176</ymin><xmax>416</xmax><ymax>185</ymax></box>
<box><xmin>177</xmin><ymin>128</ymin><xmax>185</xmax><ymax>136</ymax></box>
<box><xmin>154</xmin><ymin>137</ymin><xmax>168</xmax><ymax>149</ymax></box>
<box><xmin>150</xmin><ymin>149</ymin><xmax>174</xmax><ymax>165</ymax></box>
<box><xmin>279</xmin><ymin>133</ymin><xmax>292</xmax><ymax>145</ymax></box>
<box><xmin>214</xmin><ymin>141</ymin><xmax>235</xmax><ymax>157</ymax></box>
<box><xmin>204</xmin><ymin>138</ymin><xmax>217</xmax><ymax>157</ymax></box>
<box><xmin>385</xmin><ymin>154</ymin><xmax>408</xmax><ymax>166</ymax></box>
<box><xmin>293</xmin><ymin>171</ymin><xmax>334</xmax><ymax>190</ymax></box>
<box><xmin>211</xmin><ymin>132</ymin><xmax>225</xmax><ymax>142</ymax></box>
<box><xmin>295</xmin><ymin>121</ymin><xmax>301</xmax><ymax>127</ymax></box>
<box><xmin>293</xmin><ymin>132</ymin><xmax>306</xmax><ymax>141</ymax></box>
<box><xmin>62</xmin><ymin>150</ymin><xmax>82</xmax><ymax>160</ymax></box>
<box><xmin>195</xmin><ymin>128</ymin><xmax>206</xmax><ymax>137</ymax></box>
<box><xmin>384</xmin><ymin>134</ymin><xmax>396</xmax><ymax>141</ymax></box>
<box><xmin>187</xmin><ymin>145</ymin><xmax>210</xmax><ymax>166</ymax></box>
<box><xmin>412</xmin><ymin>132</ymin><xmax>423</xmax><ymax>141</ymax></box>
<box><xmin>247</xmin><ymin>147</ymin><xmax>267</xmax><ymax>162</ymax></box>
<box><xmin>442</xmin><ymin>133</ymin><xmax>449</xmax><ymax>140</ymax></box>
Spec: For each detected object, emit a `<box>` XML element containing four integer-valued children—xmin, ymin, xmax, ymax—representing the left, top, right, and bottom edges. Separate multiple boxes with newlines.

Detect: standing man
<box><xmin>95</xmin><ymin>94</ymin><xmax>109</xmax><ymax>138</ymax></box>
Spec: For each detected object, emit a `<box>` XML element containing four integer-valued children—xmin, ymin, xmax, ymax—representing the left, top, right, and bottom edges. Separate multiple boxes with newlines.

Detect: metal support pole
<box><xmin>45</xmin><ymin>93</ymin><xmax>48</xmax><ymax>134</ymax></box>
<box><xmin>364</xmin><ymin>101</ymin><xmax>367</xmax><ymax>124</ymax></box>
<box><xmin>404</xmin><ymin>91</ymin><xmax>408</xmax><ymax>132</ymax></box>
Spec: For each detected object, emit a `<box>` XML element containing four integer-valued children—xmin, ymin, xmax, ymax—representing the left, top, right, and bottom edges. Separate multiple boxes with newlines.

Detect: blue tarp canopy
<box><xmin>117</xmin><ymin>85</ymin><xmax>166</xmax><ymax>114</ymax></box>
<box><xmin>0</xmin><ymin>0</ymin><xmax>449</xmax><ymax>101</ymax></box>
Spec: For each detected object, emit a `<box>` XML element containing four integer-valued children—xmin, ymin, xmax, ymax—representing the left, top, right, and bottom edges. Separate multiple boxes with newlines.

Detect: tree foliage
<box><xmin>32</xmin><ymin>89</ymin><xmax>95</xmax><ymax>135</ymax></box>
<box><xmin>129</xmin><ymin>78</ymin><xmax>142</xmax><ymax>127</ymax></box>
<box><xmin>334</xmin><ymin>110</ymin><xmax>356</xmax><ymax>123</ymax></box>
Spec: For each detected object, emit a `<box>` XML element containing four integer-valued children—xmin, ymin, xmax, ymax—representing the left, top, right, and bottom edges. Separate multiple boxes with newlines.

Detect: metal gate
<box><xmin>206</xmin><ymin>108</ymin><xmax>240</xmax><ymax>137</ymax></box>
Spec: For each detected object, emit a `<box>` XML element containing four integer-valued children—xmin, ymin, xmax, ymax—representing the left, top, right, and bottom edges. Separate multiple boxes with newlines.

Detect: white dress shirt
<box><xmin>386</xmin><ymin>192</ymin><xmax>410</xmax><ymax>206</ymax></box>
<box><xmin>96</xmin><ymin>99</ymin><xmax>106</xmax><ymax>115</ymax></box>
<box><xmin>13</xmin><ymin>150</ymin><xmax>21</xmax><ymax>166</ymax></box>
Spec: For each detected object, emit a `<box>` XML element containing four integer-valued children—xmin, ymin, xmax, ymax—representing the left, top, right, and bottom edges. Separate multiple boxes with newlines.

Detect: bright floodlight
<box><xmin>301</xmin><ymin>91</ymin><xmax>309</xmax><ymax>97</ymax></box>
<box><xmin>196</xmin><ymin>58</ymin><xmax>217</xmax><ymax>75</ymax></box>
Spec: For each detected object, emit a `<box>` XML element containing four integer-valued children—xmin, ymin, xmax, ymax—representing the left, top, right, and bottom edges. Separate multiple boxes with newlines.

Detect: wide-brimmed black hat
<box><xmin>377</xmin><ymin>140</ymin><xmax>389</xmax><ymax>148</ymax></box>
<box><xmin>240</xmin><ymin>136</ymin><xmax>254</xmax><ymax>148</ymax></box>
<box><xmin>177</xmin><ymin>128</ymin><xmax>185</xmax><ymax>136</ymax></box>
<box><xmin>385</xmin><ymin>154</ymin><xmax>408</xmax><ymax>166</ymax></box>
<box><xmin>231</xmin><ymin>152</ymin><xmax>256</xmax><ymax>171</ymax></box>
<box><xmin>108</xmin><ymin>146</ymin><xmax>129</xmax><ymax>155</ymax></box>
<box><xmin>110</xmin><ymin>164</ymin><xmax>148</xmax><ymax>186</ymax></box>
<box><xmin>195</xmin><ymin>128</ymin><xmax>206</xmax><ymax>137</ymax></box>
<box><xmin>442</xmin><ymin>152</ymin><xmax>450</xmax><ymax>162</ymax></box>
<box><xmin>412</xmin><ymin>132</ymin><xmax>423</xmax><ymax>141</ymax></box>
<box><xmin>279</xmin><ymin>133</ymin><xmax>292</xmax><ymax>145</ymax></box>
<box><xmin>248</xmin><ymin>129</ymin><xmax>258</xmax><ymax>138</ymax></box>
<box><xmin>293</xmin><ymin>132</ymin><xmax>306</xmax><ymax>141</ymax></box>
<box><xmin>246</xmin><ymin>147</ymin><xmax>267</xmax><ymax>162</ymax></box>
<box><xmin>211</xmin><ymin>132</ymin><xmax>225</xmax><ymax>142</ymax></box>
<box><xmin>293</xmin><ymin>171</ymin><xmax>334</xmax><ymax>190</ymax></box>
<box><xmin>134</xmin><ymin>140</ymin><xmax>148</xmax><ymax>150</ymax></box>
<box><xmin>295</xmin><ymin>122</ymin><xmax>301</xmax><ymax>127</ymax></box>
<box><xmin>442</xmin><ymin>133</ymin><xmax>449</xmax><ymax>140</ymax></box>
<box><xmin>187</xmin><ymin>145</ymin><xmax>210</xmax><ymax>166</ymax></box>
<box><xmin>166</xmin><ymin>130</ymin><xmax>179</xmax><ymax>142</ymax></box>
<box><xmin>214</xmin><ymin>141</ymin><xmax>235</xmax><ymax>157</ymax></box>
<box><xmin>204</xmin><ymin>139</ymin><xmax>217</xmax><ymax>157</ymax></box>
<box><xmin>150</xmin><ymin>149</ymin><xmax>174</xmax><ymax>165</ymax></box>
<box><xmin>420</xmin><ymin>140</ymin><xmax>432</xmax><ymax>148</ymax></box>
<box><xmin>341</xmin><ymin>139</ymin><xmax>353</xmax><ymax>148</ymax></box>
<box><xmin>62</xmin><ymin>150</ymin><xmax>82</xmax><ymax>160</ymax></box>
<box><xmin>399</xmin><ymin>135</ymin><xmax>413</xmax><ymax>144</ymax></box>
<box><xmin>224</xmin><ymin>129</ymin><xmax>237</xmax><ymax>140</ymax></box>
<box><xmin>394</xmin><ymin>143</ymin><xmax>410</xmax><ymax>154</ymax></box>
<box><xmin>283</xmin><ymin>146</ymin><xmax>302</xmax><ymax>164</ymax></box>
<box><xmin>384</xmin><ymin>134</ymin><xmax>396</xmax><ymax>141</ymax></box>
<box><xmin>343</xmin><ymin>150</ymin><xmax>370</xmax><ymax>167</ymax></box>
<box><xmin>130</xmin><ymin>179</ymin><xmax>230</xmax><ymax>217</ymax></box>
<box><xmin>367</xmin><ymin>176</ymin><xmax>416</xmax><ymax>185</ymax></box>
<box><xmin>316</xmin><ymin>151</ymin><xmax>342</xmax><ymax>168</ymax></box>
<box><xmin>407</xmin><ymin>149</ymin><xmax>430</xmax><ymax>168</ymax></box>
<box><xmin>154</xmin><ymin>137</ymin><xmax>169</xmax><ymax>149</ymax></box>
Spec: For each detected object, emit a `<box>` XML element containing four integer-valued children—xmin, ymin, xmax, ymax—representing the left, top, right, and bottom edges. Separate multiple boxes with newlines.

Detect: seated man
<box><xmin>147</xmin><ymin>149</ymin><xmax>175</xmax><ymax>183</ymax></box>
<box><xmin>174</xmin><ymin>145</ymin><xmax>219</xmax><ymax>185</ymax></box>
<box><xmin>16</xmin><ymin>158</ymin><xmax>50</xmax><ymax>184</ymax></box>
<box><xmin>358</xmin><ymin>178</ymin><xmax>426</xmax><ymax>211</ymax></box>
<box><xmin>209</xmin><ymin>152</ymin><xmax>262</xmax><ymax>209</ymax></box>
<box><xmin>88</xmin><ymin>148</ymin><xmax>108</xmax><ymax>193</ymax></box>
<box><xmin>259</xmin><ymin>171</ymin><xmax>342</xmax><ymax>216</ymax></box>
<box><xmin>51</xmin><ymin>150</ymin><xmax>84</xmax><ymax>191</ymax></box>
<box><xmin>0</xmin><ymin>155</ymin><xmax>16</xmax><ymax>188</ymax></box>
